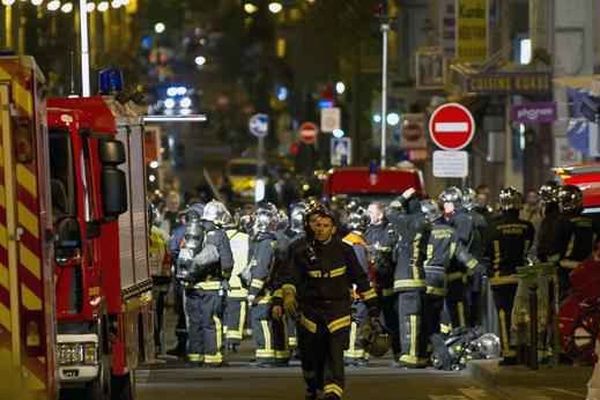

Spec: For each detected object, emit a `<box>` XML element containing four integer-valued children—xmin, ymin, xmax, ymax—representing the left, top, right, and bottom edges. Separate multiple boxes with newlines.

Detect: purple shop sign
<box><xmin>511</xmin><ymin>102</ymin><xmax>557</xmax><ymax>124</ymax></box>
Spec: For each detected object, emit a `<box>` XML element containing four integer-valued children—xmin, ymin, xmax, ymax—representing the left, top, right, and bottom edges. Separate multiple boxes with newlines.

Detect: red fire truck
<box><xmin>321</xmin><ymin>165</ymin><xmax>425</xmax><ymax>204</ymax></box>
<box><xmin>0</xmin><ymin>56</ymin><xmax>57</xmax><ymax>399</ymax></box>
<box><xmin>47</xmin><ymin>95</ymin><xmax>153</xmax><ymax>399</ymax></box>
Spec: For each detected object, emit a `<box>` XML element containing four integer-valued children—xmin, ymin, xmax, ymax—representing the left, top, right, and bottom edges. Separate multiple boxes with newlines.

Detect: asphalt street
<box><xmin>134</xmin><ymin>358</ymin><xmax>588</xmax><ymax>400</ymax></box>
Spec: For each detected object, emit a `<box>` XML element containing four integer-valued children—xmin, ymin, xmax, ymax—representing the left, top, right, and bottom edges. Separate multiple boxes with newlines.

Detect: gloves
<box><xmin>247</xmin><ymin>294</ymin><xmax>256</xmax><ymax>308</ymax></box>
<box><xmin>282</xmin><ymin>287</ymin><xmax>298</xmax><ymax>318</ymax></box>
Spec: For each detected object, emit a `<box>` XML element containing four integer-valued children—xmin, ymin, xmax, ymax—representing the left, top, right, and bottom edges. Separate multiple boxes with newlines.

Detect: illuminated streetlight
<box><xmin>268</xmin><ymin>1</ymin><xmax>282</xmax><ymax>13</ymax></box>
<box><xmin>154</xmin><ymin>22</ymin><xmax>166</xmax><ymax>34</ymax></box>
<box><xmin>148</xmin><ymin>174</ymin><xmax>156</xmax><ymax>183</ymax></box>
<box><xmin>194</xmin><ymin>55</ymin><xmax>207</xmax><ymax>66</ymax></box>
<box><xmin>1</xmin><ymin>0</ymin><xmax>16</xmax><ymax>6</ymax></box>
<box><xmin>111</xmin><ymin>0</ymin><xmax>122</xmax><ymax>8</ymax></box>
<box><xmin>372</xmin><ymin>114</ymin><xmax>382</xmax><ymax>124</ymax></box>
<box><xmin>335</xmin><ymin>81</ymin><xmax>346</xmax><ymax>95</ymax></box>
<box><xmin>86</xmin><ymin>2</ymin><xmax>95</xmax><ymax>12</ymax></box>
<box><xmin>180</xmin><ymin>97</ymin><xmax>192</xmax><ymax>109</ymax></box>
<box><xmin>31</xmin><ymin>0</ymin><xmax>43</xmax><ymax>5</ymax></box>
<box><xmin>149</xmin><ymin>161</ymin><xmax>160</xmax><ymax>169</ymax></box>
<box><xmin>60</xmin><ymin>2</ymin><xmax>73</xmax><ymax>13</ymax></box>
<box><xmin>47</xmin><ymin>0</ymin><xmax>61</xmax><ymax>11</ymax></box>
<box><xmin>244</xmin><ymin>2</ymin><xmax>258</xmax><ymax>14</ymax></box>
<box><xmin>97</xmin><ymin>1</ymin><xmax>109</xmax><ymax>12</ymax></box>
<box><xmin>386</xmin><ymin>112</ymin><xmax>400</xmax><ymax>126</ymax></box>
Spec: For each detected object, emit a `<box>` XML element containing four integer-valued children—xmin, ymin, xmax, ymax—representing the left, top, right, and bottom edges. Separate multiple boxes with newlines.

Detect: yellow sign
<box><xmin>456</xmin><ymin>0</ymin><xmax>488</xmax><ymax>62</ymax></box>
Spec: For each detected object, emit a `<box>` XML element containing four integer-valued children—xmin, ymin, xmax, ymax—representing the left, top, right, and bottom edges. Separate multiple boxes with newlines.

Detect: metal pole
<box><xmin>380</xmin><ymin>22</ymin><xmax>389</xmax><ymax>168</ymax></box>
<box><xmin>256</xmin><ymin>135</ymin><xmax>265</xmax><ymax>203</ymax></box>
<box><xmin>79</xmin><ymin>0</ymin><xmax>91</xmax><ymax>96</ymax></box>
<box><xmin>5</xmin><ymin>5</ymin><xmax>13</xmax><ymax>50</ymax></box>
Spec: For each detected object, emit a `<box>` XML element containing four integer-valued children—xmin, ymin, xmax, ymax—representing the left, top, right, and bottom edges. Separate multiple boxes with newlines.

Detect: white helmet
<box><xmin>202</xmin><ymin>200</ymin><xmax>231</xmax><ymax>226</ymax></box>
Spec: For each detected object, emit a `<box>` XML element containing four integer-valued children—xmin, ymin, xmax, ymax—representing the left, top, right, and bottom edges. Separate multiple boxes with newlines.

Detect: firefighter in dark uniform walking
<box><xmin>536</xmin><ymin>183</ymin><xmax>561</xmax><ymax>263</ymax></box>
<box><xmin>276</xmin><ymin>205</ymin><xmax>379</xmax><ymax>400</ymax></box>
<box><xmin>439</xmin><ymin>187</ymin><xmax>475</xmax><ymax>329</ymax></box>
<box><xmin>485</xmin><ymin>188</ymin><xmax>535</xmax><ymax>364</ymax></box>
<box><xmin>420</xmin><ymin>200</ymin><xmax>479</xmax><ymax>343</ymax></box>
<box><xmin>364</xmin><ymin>201</ymin><xmax>400</xmax><ymax>361</ymax></box>
<box><xmin>462</xmin><ymin>187</ymin><xmax>488</xmax><ymax>327</ymax></box>
<box><xmin>183</xmin><ymin>200</ymin><xmax>234</xmax><ymax>366</ymax></box>
<box><xmin>245</xmin><ymin>205</ymin><xmax>279</xmax><ymax>366</ymax></box>
<box><xmin>341</xmin><ymin>206</ymin><xmax>371</xmax><ymax>366</ymax></box>
<box><xmin>393</xmin><ymin>188</ymin><xmax>429</xmax><ymax>368</ymax></box>
<box><xmin>553</xmin><ymin>185</ymin><xmax>596</xmax><ymax>299</ymax></box>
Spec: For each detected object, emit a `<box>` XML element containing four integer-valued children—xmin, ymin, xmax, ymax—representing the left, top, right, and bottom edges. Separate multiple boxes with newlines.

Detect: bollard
<box><xmin>529</xmin><ymin>283</ymin><xmax>539</xmax><ymax>370</ymax></box>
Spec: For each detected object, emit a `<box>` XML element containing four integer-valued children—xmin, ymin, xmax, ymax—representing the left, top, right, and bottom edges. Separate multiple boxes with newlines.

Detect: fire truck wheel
<box><xmin>111</xmin><ymin>372</ymin><xmax>134</xmax><ymax>400</ymax></box>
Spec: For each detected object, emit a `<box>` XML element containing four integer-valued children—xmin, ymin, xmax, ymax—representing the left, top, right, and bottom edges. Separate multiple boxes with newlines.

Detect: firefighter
<box><xmin>276</xmin><ymin>206</ymin><xmax>379</xmax><ymax>400</ymax></box>
<box><xmin>393</xmin><ymin>188</ymin><xmax>429</xmax><ymax>368</ymax></box>
<box><xmin>342</xmin><ymin>206</ymin><xmax>371</xmax><ymax>366</ymax></box>
<box><xmin>223</xmin><ymin>211</ymin><xmax>250</xmax><ymax>353</ymax></box>
<box><xmin>148</xmin><ymin>204</ymin><xmax>171</xmax><ymax>354</ymax></box>
<box><xmin>439</xmin><ymin>187</ymin><xmax>474</xmax><ymax>329</ymax></box>
<box><xmin>364</xmin><ymin>201</ymin><xmax>400</xmax><ymax>362</ymax></box>
<box><xmin>184</xmin><ymin>200</ymin><xmax>234</xmax><ymax>367</ymax></box>
<box><xmin>536</xmin><ymin>183</ymin><xmax>561</xmax><ymax>263</ymax></box>
<box><xmin>167</xmin><ymin>204</ymin><xmax>201</xmax><ymax>358</ymax></box>
<box><xmin>245</xmin><ymin>205</ymin><xmax>279</xmax><ymax>366</ymax></box>
<box><xmin>462</xmin><ymin>187</ymin><xmax>489</xmax><ymax>327</ymax></box>
<box><xmin>485</xmin><ymin>187</ymin><xmax>535</xmax><ymax>364</ymax></box>
<box><xmin>285</xmin><ymin>203</ymin><xmax>307</xmax><ymax>350</ymax></box>
<box><xmin>553</xmin><ymin>185</ymin><xmax>596</xmax><ymax>299</ymax></box>
<box><xmin>420</xmin><ymin>200</ymin><xmax>479</xmax><ymax>344</ymax></box>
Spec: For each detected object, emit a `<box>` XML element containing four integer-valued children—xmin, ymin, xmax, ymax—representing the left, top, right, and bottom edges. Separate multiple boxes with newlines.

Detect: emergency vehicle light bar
<box><xmin>143</xmin><ymin>114</ymin><xmax>207</xmax><ymax>123</ymax></box>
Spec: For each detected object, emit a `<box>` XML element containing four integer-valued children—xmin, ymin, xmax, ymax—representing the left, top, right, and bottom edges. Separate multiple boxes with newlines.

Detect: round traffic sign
<box><xmin>299</xmin><ymin>122</ymin><xmax>318</xmax><ymax>145</ymax></box>
<box><xmin>249</xmin><ymin>113</ymin><xmax>269</xmax><ymax>138</ymax></box>
<box><xmin>428</xmin><ymin>103</ymin><xmax>475</xmax><ymax>151</ymax></box>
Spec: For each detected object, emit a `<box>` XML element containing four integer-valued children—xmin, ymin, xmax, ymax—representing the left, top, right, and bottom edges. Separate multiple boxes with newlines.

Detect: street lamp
<box><xmin>386</xmin><ymin>112</ymin><xmax>400</xmax><ymax>126</ymax></box>
<box><xmin>194</xmin><ymin>55</ymin><xmax>207</xmax><ymax>66</ymax></box>
<box><xmin>61</xmin><ymin>2</ymin><xmax>73</xmax><ymax>13</ymax></box>
<box><xmin>154</xmin><ymin>22</ymin><xmax>166</xmax><ymax>34</ymax></box>
<box><xmin>1</xmin><ymin>0</ymin><xmax>15</xmax><ymax>5</ymax></box>
<box><xmin>31</xmin><ymin>0</ymin><xmax>42</xmax><ymax>5</ymax></box>
<box><xmin>86</xmin><ymin>2</ymin><xmax>95</xmax><ymax>12</ymax></box>
<box><xmin>97</xmin><ymin>1</ymin><xmax>109</xmax><ymax>12</ymax></box>
<box><xmin>335</xmin><ymin>81</ymin><xmax>346</xmax><ymax>95</ymax></box>
<box><xmin>244</xmin><ymin>2</ymin><xmax>258</xmax><ymax>14</ymax></box>
<box><xmin>47</xmin><ymin>0</ymin><xmax>61</xmax><ymax>11</ymax></box>
<box><xmin>268</xmin><ymin>1</ymin><xmax>282</xmax><ymax>14</ymax></box>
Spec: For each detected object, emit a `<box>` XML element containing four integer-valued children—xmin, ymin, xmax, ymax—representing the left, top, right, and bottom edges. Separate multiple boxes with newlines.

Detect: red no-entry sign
<box><xmin>428</xmin><ymin>103</ymin><xmax>475</xmax><ymax>151</ymax></box>
<box><xmin>299</xmin><ymin>122</ymin><xmax>319</xmax><ymax>145</ymax></box>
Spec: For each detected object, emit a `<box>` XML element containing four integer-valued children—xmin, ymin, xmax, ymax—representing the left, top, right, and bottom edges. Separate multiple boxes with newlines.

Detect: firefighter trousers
<box><xmin>344</xmin><ymin>301</ymin><xmax>368</xmax><ymax>364</ymax></box>
<box><xmin>286</xmin><ymin>315</ymin><xmax>298</xmax><ymax>349</ymax></box>
<box><xmin>224</xmin><ymin>293</ymin><xmax>247</xmax><ymax>346</ymax></box>
<box><xmin>184</xmin><ymin>288</ymin><xmax>224</xmax><ymax>365</ymax></box>
<box><xmin>381</xmin><ymin>292</ymin><xmax>400</xmax><ymax>357</ymax></box>
<box><xmin>250</xmin><ymin>301</ymin><xmax>276</xmax><ymax>364</ymax></box>
<box><xmin>397</xmin><ymin>290</ymin><xmax>428</xmax><ymax>367</ymax></box>
<box><xmin>446</xmin><ymin>278</ymin><xmax>468</xmax><ymax>329</ymax></box>
<box><xmin>423</xmin><ymin>294</ymin><xmax>445</xmax><ymax>349</ymax></box>
<box><xmin>491</xmin><ymin>283</ymin><xmax>518</xmax><ymax>360</ymax></box>
<box><xmin>299</xmin><ymin>320</ymin><xmax>348</xmax><ymax>400</ymax></box>
<box><xmin>173</xmin><ymin>279</ymin><xmax>188</xmax><ymax>352</ymax></box>
<box><xmin>272</xmin><ymin>313</ymin><xmax>291</xmax><ymax>364</ymax></box>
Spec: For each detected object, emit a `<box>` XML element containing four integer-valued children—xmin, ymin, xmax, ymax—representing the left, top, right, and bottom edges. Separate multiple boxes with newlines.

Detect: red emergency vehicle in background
<box><xmin>47</xmin><ymin>95</ymin><xmax>152</xmax><ymax>399</ymax></box>
<box><xmin>0</xmin><ymin>56</ymin><xmax>57</xmax><ymax>399</ymax></box>
<box><xmin>321</xmin><ymin>165</ymin><xmax>425</xmax><ymax>203</ymax></box>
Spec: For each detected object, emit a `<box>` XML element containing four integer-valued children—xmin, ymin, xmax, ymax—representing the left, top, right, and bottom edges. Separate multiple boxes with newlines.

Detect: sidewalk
<box><xmin>468</xmin><ymin>359</ymin><xmax>590</xmax><ymax>399</ymax></box>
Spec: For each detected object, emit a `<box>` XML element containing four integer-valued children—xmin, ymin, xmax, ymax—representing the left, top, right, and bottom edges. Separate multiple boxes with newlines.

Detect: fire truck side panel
<box><xmin>116</xmin><ymin>126</ymin><xmax>135</xmax><ymax>291</ymax></box>
<box><xmin>0</xmin><ymin>56</ymin><xmax>56</xmax><ymax>399</ymax></box>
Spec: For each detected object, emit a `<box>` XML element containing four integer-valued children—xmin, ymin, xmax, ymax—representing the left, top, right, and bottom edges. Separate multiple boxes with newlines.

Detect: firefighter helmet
<box><xmin>290</xmin><ymin>202</ymin><xmax>307</xmax><ymax>232</ymax></box>
<box><xmin>202</xmin><ymin>200</ymin><xmax>230</xmax><ymax>226</ymax></box>
<box><xmin>439</xmin><ymin>186</ymin><xmax>463</xmax><ymax>208</ymax></box>
<box><xmin>498</xmin><ymin>187</ymin><xmax>523</xmax><ymax>211</ymax></box>
<box><xmin>538</xmin><ymin>183</ymin><xmax>559</xmax><ymax>204</ymax></box>
<box><xmin>253</xmin><ymin>205</ymin><xmax>278</xmax><ymax>233</ymax></box>
<box><xmin>558</xmin><ymin>185</ymin><xmax>583</xmax><ymax>213</ymax></box>
<box><xmin>186</xmin><ymin>202</ymin><xmax>204</xmax><ymax>222</ymax></box>
<box><xmin>277</xmin><ymin>209</ymin><xmax>289</xmax><ymax>231</ymax></box>
<box><xmin>346</xmin><ymin>207</ymin><xmax>369</xmax><ymax>232</ymax></box>
<box><xmin>421</xmin><ymin>199</ymin><xmax>442</xmax><ymax>223</ymax></box>
<box><xmin>462</xmin><ymin>187</ymin><xmax>477</xmax><ymax>211</ymax></box>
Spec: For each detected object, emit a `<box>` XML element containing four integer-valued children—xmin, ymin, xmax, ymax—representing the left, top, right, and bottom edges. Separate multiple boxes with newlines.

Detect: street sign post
<box><xmin>249</xmin><ymin>113</ymin><xmax>269</xmax><ymax>202</ymax></box>
<box><xmin>249</xmin><ymin>113</ymin><xmax>269</xmax><ymax>138</ymax></box>
<box><xmin>299</xmin><ymin>121</ymin><xmax>319</xmax><ymax>145</ymax></box>
<box><xmin>428</xmin><ymin>102</ymin><xmax>475</xmax><ymax>150</ymax></box>
<box><xmin>432</xmin><ymin>150</ymin><xmax>469</xmax><ymax>178</ymax></box>
<box><xmin>320</xmin><ymin>107</ymin><xmax>341</xmax><ymax>132</ymax></box>
<box><xmin>330</xmin><ymin>137</ymin><xmax>352</xmax><ymax>167</ymax></box>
